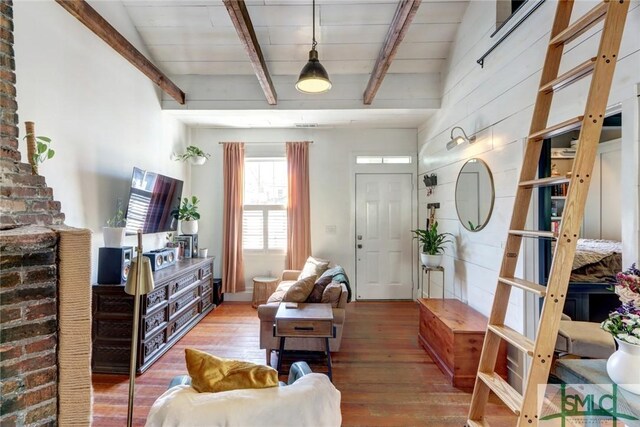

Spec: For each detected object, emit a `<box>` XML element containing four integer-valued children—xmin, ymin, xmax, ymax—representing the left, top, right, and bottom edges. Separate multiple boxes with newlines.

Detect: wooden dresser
<box><xmin>92</xmin><ymin>257</ymin><xmax>217</xmax><ymax>374</ymax></box>
<box><xmin>418</xmin><ymin>298</ymin><xmax>508</xmax><ymax>391</ymax></box>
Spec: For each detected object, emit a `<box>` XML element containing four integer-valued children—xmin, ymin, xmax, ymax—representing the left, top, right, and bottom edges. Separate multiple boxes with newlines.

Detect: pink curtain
<box><xmin>222</xmin><ymin>143</ymin><xmax>245</xmax><ymax>293</ymax></box>
<box><xmin>286</xmin><ymin>141</ymin><xmax>312</xmax><ymax>270</ymax></box>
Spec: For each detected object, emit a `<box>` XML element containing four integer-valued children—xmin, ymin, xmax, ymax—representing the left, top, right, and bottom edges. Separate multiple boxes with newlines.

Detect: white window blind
<box><xmin>243</xmin><ymin>157</ymin><xmax>287</xmax><ymax>252</ymax></box>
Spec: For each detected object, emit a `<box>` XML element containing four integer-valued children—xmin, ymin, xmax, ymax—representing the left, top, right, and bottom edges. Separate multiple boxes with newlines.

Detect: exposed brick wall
<box><xmin>0</xmin><ymin>0</ymin><xmax>64</xmax><ymax>230</ymax></box>
<box><xmin>1</xmin><ymin>2</ymin><xmax>67</xmax><ymax>425</ymax></box>
<box><xmin>1</xmin><ymin>226</ymin><xmax>58</xmax><ymax>426</ymax></box>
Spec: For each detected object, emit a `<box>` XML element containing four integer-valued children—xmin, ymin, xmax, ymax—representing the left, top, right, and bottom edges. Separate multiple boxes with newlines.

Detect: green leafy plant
<box><xmin>25</xmin><ymin>134</ymin><xmax>55</xmax><ymax>165</ymax></box>
<box><xmin>174</xmin><ymin>196</ymin><xmax>200</xmax><ymax>221</ymax></box>
<box><xmin>468</xmin><ymin>221</ymin><xmax>477</xmax><ymax>231</ymax></box>
<box><xmin>411</xmin><ymin>221</ymin><xmax>453</xmax><ymax>255</ymax></box>
<box><xmin>106</xmin><ymin>199</ymin><xmax>127</xmax><ymax>227</ymax></box>
<box><xmin>175</xmin><ymin>146</ymin><xmax>210</xmax><ymax>161</ymax></box>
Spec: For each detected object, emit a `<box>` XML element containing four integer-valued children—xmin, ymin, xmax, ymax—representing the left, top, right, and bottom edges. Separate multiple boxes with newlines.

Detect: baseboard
<box><xmin>223</xmin><ymin>291</ymin><xmax>252</xmax><ymax>302</ymax></box>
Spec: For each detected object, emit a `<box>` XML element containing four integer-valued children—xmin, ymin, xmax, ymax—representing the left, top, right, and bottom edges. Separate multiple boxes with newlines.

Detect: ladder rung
<box><xmin>466</xmin><ymin>419</ymin><xmax>490</xmax><ymax>427</ymax></box>
<box><xmin>488</xmin><ymin>324</ymin><xmax>535</xmax><ymax>356</ymax></box>
<box><xmin>498</xmin><ymin>277</ymin><xmax>547</xmax><ymax>297</ymax></box>
<box><xmin>509</xmin><ymin>230</ymin><xmax>557</xmax><ymax>239</ymax></box>
<box><xmin>478</xmin><ymin>372</ymin><xmax>523</xmax><ymax>415</ymax></box>
<box><xmin>529</xmin><ymin>116</ymin><xmax>583</xmax><ymax>141</ymax></box>
<box><xmin>549</xmin><ymin>1</ymin><xmax>609</xmax><ymax>46</ymax></box>
<box><xmin>520</xmin><ymin>176</ymin><xmax>570</xmax><ymax>188</ymax></box>
<box><xmin>539</xmin><ymin>57</ymin><xmax>596</xmax><ymax>93</ymax></box>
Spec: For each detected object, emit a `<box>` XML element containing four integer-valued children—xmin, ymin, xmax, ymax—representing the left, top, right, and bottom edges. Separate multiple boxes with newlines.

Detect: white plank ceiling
<box><xmin>121</xmin><ymin>0</ymin><xmax>468</xmax><ymax>128</ymax></box>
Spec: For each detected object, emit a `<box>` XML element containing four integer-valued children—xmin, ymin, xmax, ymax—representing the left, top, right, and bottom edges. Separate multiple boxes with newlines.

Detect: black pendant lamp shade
<box><xmin>295</xmin><ymin>0</ymin><xmax>331</xmax><ymax>94</ymax></box>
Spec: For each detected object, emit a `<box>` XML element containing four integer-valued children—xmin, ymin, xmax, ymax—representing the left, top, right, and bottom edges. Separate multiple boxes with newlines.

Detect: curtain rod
<box><xmin>217</xmin><ymin>141</ymin><xmax>313</xmax><ymax>145</ymax></box>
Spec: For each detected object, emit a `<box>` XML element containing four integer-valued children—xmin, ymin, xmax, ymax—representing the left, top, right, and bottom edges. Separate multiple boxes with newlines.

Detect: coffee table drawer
<box><xmin>276</xmin><ymin>319</ymin><xmax>333</xmax><ymax>337</ymax></box>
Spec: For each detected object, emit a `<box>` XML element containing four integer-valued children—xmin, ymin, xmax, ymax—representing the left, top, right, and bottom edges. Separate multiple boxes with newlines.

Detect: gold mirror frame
<box><xmin>455</xmin><ymin>158</ymin><xmax>495</xmax><ymax>232</ymax></box>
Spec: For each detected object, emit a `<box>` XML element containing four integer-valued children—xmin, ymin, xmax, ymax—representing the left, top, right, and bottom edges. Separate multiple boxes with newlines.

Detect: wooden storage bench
<box><xmin>418</xmin><ymin>298</ymin><xmax>508</xmax><ymax>391</ymax></box>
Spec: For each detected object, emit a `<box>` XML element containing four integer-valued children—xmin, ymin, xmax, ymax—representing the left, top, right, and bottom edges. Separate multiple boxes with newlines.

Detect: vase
<box><xmin>606</xmin><ymin>338</ymin><xmax>640</xmax><ymax>395</ymax></box>
<box><xmin>181</xmin><ymin>220</ymin><xmax>198</xmax><ymax>235</ymax></box>
<box><xmin>189</xmin><ymin>156</ymin><xmax>207</xmax><ymax>166</ymax></box>
<box><xmin>421</xmin><ymin>253</ymin><xmax>442</xmax><ymax>268</ymax></box>
<box><xmin>103</xmin><ymin>227</ymin><xmax>125</xmax><ymax>248</ymax></box>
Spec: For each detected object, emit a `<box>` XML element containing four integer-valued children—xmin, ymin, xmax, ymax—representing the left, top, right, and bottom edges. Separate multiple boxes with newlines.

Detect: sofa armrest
<box><xmin>282</xmin><ymin>270</ymin><xmax>301</xmax><ymax>281</ymax></box>
<box><xmin>258</xmin><ymin>302</ymin><xmax>280</xmax><ymax>322</ymax></box>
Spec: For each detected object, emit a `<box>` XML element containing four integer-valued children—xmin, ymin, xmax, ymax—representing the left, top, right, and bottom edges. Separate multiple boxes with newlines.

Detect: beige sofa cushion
<box><xmin>321</xmin><ymin>282</ymin><xmax>343</xmax><ymax>308</ymax></box>
<box><xmin>283</xmin><ymin>276</ymin><xmax>316</xmax><ymax>303</ymax></box>
<box><xmin>298</xmin><ymin>257</ymin><xmax>330</xmax><ymax>280</ymax></box>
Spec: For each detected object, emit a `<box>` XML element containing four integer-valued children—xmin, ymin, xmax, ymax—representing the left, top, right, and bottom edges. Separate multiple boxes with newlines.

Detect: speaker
<box><xmin>98</xmin><ymin>247</ymin><xmax>133</xmax><ymax>284</ymax></box>
<box><xmin>144</xmin><ymin>248</ymin><xmax>177</xmax><ymax>272</ymax></box>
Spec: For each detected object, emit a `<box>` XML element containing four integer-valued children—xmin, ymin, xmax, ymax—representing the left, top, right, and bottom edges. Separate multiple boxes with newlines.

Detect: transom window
<box><xmin>243</xmin><ymin>157</ymin><xmax>287</xmax><ymax>252</ymax></box>
<box><xmin>355</xmin><ymin>155</ymin><xmax>412</xmax><ymax>165</ymax></box>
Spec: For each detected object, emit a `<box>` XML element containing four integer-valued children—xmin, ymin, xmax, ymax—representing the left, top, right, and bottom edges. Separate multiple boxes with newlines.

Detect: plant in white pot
<box><xmin>176</xmin><ymin>196</ymin><xmax>200</xmax><ymax>235</ymax></box>
<box><xmin>104</xmin><ymin>200</ymin><xmax>127</xmax><ymax>247</ymax></box>
<box><xmin>601</xmin><ymin>264</ymin><xmax>640</xmax><ymax>394</ymax></box>
<box><xmin>175</xmin><ymin>145</ymin><xmax>211</xmax><ymax>166</ymax></box>
<box><xmin>412</xmin><ymin>222</ymin><xmax>453</xmax><ymax>268</ymax></box>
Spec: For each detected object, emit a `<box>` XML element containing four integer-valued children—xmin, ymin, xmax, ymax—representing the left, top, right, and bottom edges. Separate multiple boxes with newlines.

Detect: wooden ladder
<box><xmin>467</xmin><ymin>1</ymin><xmax>630</xmax><ymax>426</ymax></box>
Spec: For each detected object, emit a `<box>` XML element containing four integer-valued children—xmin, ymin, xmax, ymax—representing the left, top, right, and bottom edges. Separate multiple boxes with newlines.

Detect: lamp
<box><xmin>295</xmin><ymin>0</ymin><xmax>331</xmax><ymax>94</ymax></box>
<box><xmin>125</xmin><ymin>230</ymin><xmax>155</xmax><ymax>427</ymax></box>
<box><xmin>446</xmin><ymin>126</ymin><xmax>476</xmax><ymax>150</ymax></box>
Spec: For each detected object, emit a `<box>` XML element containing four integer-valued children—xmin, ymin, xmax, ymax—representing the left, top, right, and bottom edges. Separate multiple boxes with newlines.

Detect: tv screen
<box><xmin>124</xmin><ymin>167</ymin><xmax>183</xmax><ymax>234</ymax></box>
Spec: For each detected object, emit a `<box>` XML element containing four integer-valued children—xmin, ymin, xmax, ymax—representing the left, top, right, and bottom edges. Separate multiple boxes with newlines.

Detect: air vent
<box><xmin>294</xmin><ymin>123</ymin><xmax>319</xmax><ymax>128</ymax></box>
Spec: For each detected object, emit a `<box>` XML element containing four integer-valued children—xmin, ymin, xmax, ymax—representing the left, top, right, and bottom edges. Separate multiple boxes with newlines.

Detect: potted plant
<box><xmin>104</xmin><ymin>200</ymin><xmax>127</xmax><ymax>247</ymax></box>
<box><xmin>412</xmin><ymin>221</ymin><xmax>453</xmax><ymax>268</ymax></box>
<box><xmin>175</xmin><ymin>196</ymin><xmax>200</xmax><ymax>234</ymax></box>
<box><xmin>601</xmin><ymin>264</ymin><xmax>640</xmax><ymax>394</ymax></box>
<box><xmin>175</xmin><ymin>146</ymin><xmax>211</xmax><ymax>165</ymax></box>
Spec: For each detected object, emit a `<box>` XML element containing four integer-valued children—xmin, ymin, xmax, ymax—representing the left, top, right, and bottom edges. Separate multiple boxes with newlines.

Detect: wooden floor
<box><xmin>92</xmin><ymin>302</ymin><xmax>516</xmax><ymax>426</ymax></box>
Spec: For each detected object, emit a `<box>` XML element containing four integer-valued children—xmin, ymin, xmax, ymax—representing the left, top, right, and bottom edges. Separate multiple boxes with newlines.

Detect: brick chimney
<box><xmin>0</xmin><ymin>1</ymin><xmax>67</xmax><ymax>425</ymax></box>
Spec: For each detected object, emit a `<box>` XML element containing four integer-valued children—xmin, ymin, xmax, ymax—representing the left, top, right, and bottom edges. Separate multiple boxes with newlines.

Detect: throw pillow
<box><xmin>321</xmin><ymin>282</ymin><xmax>343</xmax><ymax>308</ymax></box>
<box><xmin>298</xmin><ymin>256</ymin><xmax>330</xmax><ymax>280</ymax></box>
<box><xmin>266</xmin><ymin>288</ymin><xmax>286</xmax><ymax>304</ymax></box>
<box><xmin>283</xmin><ymin>275</ymin><xmax>316</xmax><ymax>302</ymax></box>
<box><xmin>185</xmin><ymin>348</ymin><xmax>278</xmax><ymax>393</ymax></box>
<box><xmin>306</xmin><ymin>276</ymin><xmax>333</xmax><ymax>303</ymax></box>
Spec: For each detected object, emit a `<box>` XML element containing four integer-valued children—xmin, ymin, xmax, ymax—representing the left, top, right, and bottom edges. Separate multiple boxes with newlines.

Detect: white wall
<box><xmin>14</xmin><ymin>0</ymin><xmax>191</xmax><ymax>282</ymax></box>
<box><xmin>190</xmin><ymin>128</ymin><xmax>417</xmax><ymax>296</ymax></box>
<box><xmin>417</xmin><ymin>0</ymin><xmax>640</xmax><ymax>388</ymax></box>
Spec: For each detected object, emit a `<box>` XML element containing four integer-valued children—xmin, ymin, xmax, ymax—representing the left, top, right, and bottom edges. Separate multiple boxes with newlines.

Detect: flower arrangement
<box><xmin>601</xmin><ymin>264</ymin><xmax>640</xmax><ymax>345</ymax></box>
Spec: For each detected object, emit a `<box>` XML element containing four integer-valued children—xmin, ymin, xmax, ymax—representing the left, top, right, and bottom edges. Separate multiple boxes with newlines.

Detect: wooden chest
<box><xmin>418</xmin><ymin>298</ymin><xmax>508</xmax><ymax>391</ymax></box>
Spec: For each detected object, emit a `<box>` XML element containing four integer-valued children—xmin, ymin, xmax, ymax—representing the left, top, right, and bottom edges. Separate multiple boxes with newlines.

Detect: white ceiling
<box><xmin>167</xmin><ymin>108</ymin><xmax>434</xmax><ymax>128</ymax></box>
<box><xmin>121</xmin><ymin>0</ymin><xmax>468</xmax><ymax>128</ymax></box>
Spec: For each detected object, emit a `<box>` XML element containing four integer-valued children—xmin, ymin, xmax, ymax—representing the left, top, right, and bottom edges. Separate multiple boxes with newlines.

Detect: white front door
<box><xmin>355</xmin><ymin>174</ymin><xmax>413</xmax><ymax>300</ymax></box>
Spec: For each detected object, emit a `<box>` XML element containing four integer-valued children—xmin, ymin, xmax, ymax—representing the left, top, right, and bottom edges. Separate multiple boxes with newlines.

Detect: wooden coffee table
<box><xmin>274</xmin><ymin>303</ymin><xmax>335</xmax><ymax>380</ymax></box>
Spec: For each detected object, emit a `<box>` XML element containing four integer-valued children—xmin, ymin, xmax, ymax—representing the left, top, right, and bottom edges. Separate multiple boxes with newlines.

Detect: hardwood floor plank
<box><xmin>92</xmin><ymin>301</ymin><xmax>516</xmax><ymax>426</ymax></box>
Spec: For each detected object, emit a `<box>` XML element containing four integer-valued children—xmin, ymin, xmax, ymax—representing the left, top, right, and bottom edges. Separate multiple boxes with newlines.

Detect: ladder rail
<box><xmin>518</xmin><ymin>0</ymin><xmax>631</xmax><ymax>423</ymax></box>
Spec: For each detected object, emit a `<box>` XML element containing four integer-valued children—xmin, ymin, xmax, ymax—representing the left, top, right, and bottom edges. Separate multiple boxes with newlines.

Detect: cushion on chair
<box><xmin>283</xmin><ymin>275</ymin><xmax>316</xmax><ymax>302</ymax></box>
<box><xmin>556</xmin><ymin>320</ymin><xmax>616</xmax><ymax>359</ymax></box>
<box><xmin>306</xmin><ymin>276</ymin><xmax>333</xmax><ymax>303</ymax></box>
<box><xmin>321</xmin><ymin>282</ymin><xmax>343</xmax><ymax>307</ymax></box>
<box><xmin>298</xmin><ymin>257</ymin><xmax>330</xmax><ymax>280</ymax></box>
<box><xmin>185</xmin><ymin>348</ymin><xmax>278</xmax><ymax>393</ymax></box>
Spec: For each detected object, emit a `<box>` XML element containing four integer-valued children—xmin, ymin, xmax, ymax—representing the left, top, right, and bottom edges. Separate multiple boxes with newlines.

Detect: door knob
<box><xmin>357</xmin><ymin>244</ymin><xmax>363</xmax><ymax>249</ymax></box>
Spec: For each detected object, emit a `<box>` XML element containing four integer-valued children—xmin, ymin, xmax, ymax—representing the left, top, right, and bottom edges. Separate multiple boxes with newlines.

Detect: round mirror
<box><xmin>455</xmin><ymin>158</ymin><xmax>495</xmax><ymax>232</ymax></box>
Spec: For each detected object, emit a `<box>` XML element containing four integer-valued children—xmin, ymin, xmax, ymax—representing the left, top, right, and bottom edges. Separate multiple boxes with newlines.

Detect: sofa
<box><xmin>258</xmin><ymin>269</ymin><xmax>349</xmax><ymax>364</ymax></box>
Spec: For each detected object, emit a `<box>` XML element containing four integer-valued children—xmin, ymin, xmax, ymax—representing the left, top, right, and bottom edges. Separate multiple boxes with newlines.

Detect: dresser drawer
<box><xmin>200</xmin><ymin>262</ymin><xmax>213</xmax><ymax>280</ymax></box>
<box><xmin>143</xmin><ymin>286</ymin><xmax>168</xmax><ymax>314</ymax></box>
<box><xmin>276</xmin><ymin>319</ymin><xmax>333</xmax><ymax>337</ymax></box>
<box><xmin>142</xmin><ymin>329</ymin><xmax>167</xmax><ymax>365</ymax></box>
<box><xmin>167</xmin><ymin>303</ymin><xmax>200</xmax><ymax>340</ymax></box>
<box><xmin>201</xmin><ymin>291</ymin><xmax>214</xmax><ymax>312</ymax></box>
<box><xmin>142</xmin><ymin>306</ymin><xmax>168</xmax><ymax>339</ymax></box>
<box><xmin>169</xmin><ymin>287</ymin><xmax>200</xmax><ymax>318</ymax></box>
<box><xmin>169</xmin><ymin>270</ymin><xmax>200</xmax><ymax>296</ymax></box>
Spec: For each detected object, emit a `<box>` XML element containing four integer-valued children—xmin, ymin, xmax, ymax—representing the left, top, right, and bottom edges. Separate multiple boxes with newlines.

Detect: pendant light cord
<box><xmin>312</xmin><ymin>0</ymin><xmax>317</xmax><ymax>50</ymax></box>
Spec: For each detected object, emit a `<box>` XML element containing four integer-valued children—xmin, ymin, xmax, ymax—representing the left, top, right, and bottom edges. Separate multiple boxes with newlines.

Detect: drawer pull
<box><xmin>294</xmin><ymin>326</ymin><xmax>314</xmax><ymax>331</ymax></box>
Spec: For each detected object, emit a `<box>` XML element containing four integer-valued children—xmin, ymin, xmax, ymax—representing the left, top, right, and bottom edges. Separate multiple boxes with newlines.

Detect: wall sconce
<box><xmin>446</xmin><ymin>126</ymin><xmax>476</xmax><ymax>151</ymax></box>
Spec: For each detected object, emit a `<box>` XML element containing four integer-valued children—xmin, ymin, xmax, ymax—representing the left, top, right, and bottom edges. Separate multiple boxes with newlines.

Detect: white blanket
<box><xmin>572</xmin><ymin>238</ymin><xmax>622</xmax><ymax>270</ymax></box>
<box><xmin>145</xmin><ymin>373</ymin><xmax>341</xmax><ymax>427</ymax></box>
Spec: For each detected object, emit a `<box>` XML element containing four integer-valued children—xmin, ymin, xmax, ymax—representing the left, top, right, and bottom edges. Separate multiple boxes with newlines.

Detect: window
<box><xmin>355</xmin><ymin>155</ymin><xmax>412</xmax><ymax>165</ymax></box>
<box><xmin>243</xmin><ymin>158</ymin><xmax>287</xmax><ymax>252</ymax></box>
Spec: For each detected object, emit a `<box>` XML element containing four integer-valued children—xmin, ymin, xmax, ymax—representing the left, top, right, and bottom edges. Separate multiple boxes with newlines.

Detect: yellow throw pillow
<box><xmin>283</xmin><ymin>275</ymin><xmax>316</xmax><ymax>302</ymax></box>
<box><xmin>185</xmin><ymin>348</ymin><xmax>279</xmax><ymax>393</ymax></box>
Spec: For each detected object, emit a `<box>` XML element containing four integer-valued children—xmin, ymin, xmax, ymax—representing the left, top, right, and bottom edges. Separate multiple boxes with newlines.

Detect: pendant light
<box><xmin>295</xmin><ymin>0</ymin><xmax>332</xmax><ymax>94</ymax></box>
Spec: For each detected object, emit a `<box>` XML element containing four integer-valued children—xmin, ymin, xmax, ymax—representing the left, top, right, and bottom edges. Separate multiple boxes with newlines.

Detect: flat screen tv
<box><xmin>124</xmin><ymin>167</ymin><xmax>183</xmax><ymax>234</ymax></box>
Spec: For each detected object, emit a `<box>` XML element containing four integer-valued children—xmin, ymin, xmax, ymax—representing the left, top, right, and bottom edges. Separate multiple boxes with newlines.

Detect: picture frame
<box><xmin>175</xmin><ymin>235</ymin><xmax>193</xmax><ymax>259</ymax></box>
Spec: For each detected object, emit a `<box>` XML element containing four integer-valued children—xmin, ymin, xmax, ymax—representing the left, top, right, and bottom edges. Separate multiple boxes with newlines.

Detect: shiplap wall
<box><xmin>418</xmin><ymin>0</ymin><xmax>639</xmax><ymax>388</ymax></box>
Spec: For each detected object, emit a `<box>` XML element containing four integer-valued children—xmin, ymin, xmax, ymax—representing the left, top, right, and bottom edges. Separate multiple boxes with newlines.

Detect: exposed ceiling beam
<box><xmin>223</xmin><ymin>0</ymin><xmax>277</xmax><ymax>105</ymax></box>
<box><xmin>363</xmin><ymin>0</ymin><xmax>422</xmax><ymax>105</ymax></box>
<box><xmin>56</xmin><ymin>0</ymin><xmax>185</xmax><ymax>105</ymax></box>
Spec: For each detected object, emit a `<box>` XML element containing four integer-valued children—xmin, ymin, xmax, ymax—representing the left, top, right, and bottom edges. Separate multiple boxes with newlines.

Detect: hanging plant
<box><xmin>174</xmin><ymin>146</ymin><xmax>211</xmax><ymax>165</ymax></box>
